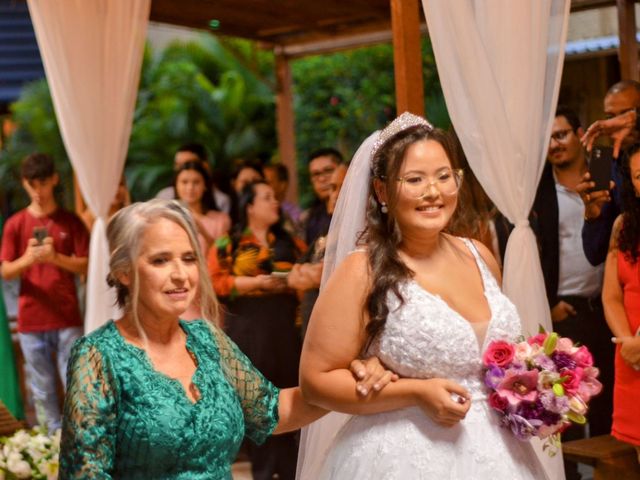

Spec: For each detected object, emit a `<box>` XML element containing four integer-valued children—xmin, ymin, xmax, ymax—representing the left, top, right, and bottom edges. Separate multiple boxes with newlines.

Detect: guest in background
<box><xmin>578</xmin><ymin>81</ymin><xmax>640</xmax><ymax>266</ymax></box>
<box><xmin>288</xmin><ymin>163</ymin><xmax>347</xmax><ymax>337</ymax></box>
<box><xmin>1</xmin><ymin>153</ymin><xmax>89</xmax><ymax>432</ymax></box>
<box><xmin>76</xmin><ymin>175</ymin><xmax>131</xmax><ymax>232</ymax></box>
<box><xmin>301</xmin><ymin>148</ymin><xmax>343</xmax><ymax>246</ymax></box>
<box><xmin>228</xmin><ymin>161</ymin><xmax>264</xmax><ymax>223</ymax></box>
<box><xmin>264</xmin><ymin>163</ymin><xmax>302</xmax><ymax>237</ymax></box>
<box><xmin>174</xmin><ymin>161</ymin><xmax>230</xmax><ymax>256</ymax></box>
<box><xmin>157</xmin><ymin>143</ymin><xmax>231</xmax><ymax>214</ymax></box>
<box><xmin>602</xmin><ymin>143</ymin><xmax>640</xmax><ymax>463</ymax></box>
<box><xmin>208</xmin><ymin>181</ymin><xmax>304</xmax><ymax>480</ymax></box>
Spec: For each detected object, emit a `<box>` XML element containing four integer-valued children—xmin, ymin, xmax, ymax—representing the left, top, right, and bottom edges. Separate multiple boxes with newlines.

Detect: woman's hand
<box><xmin>414</xmin><ymin>378</ymin><xmax>471</xmax><ymax>427</ymax></box>
<box><xmin>287</xmin><ymin>263</ymin><xmax>323</xmax><ymax>291</ymax></box>
<box><xmin>255</xmin><ymin>274</ymin><xmax>288</xmax><ymax>293</ymax></box>
<box><xmin>349</xmin><ymin>357</ymin><xmax>399</xmax><ymax>396</ymax></box>
<box><xmin>613</xmin><ymin>336</ymin><xmax>640</xmax><ymax>368</ymax></box>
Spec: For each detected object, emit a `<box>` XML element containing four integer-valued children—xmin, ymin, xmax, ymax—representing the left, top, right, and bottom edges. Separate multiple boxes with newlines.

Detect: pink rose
<box><xmin>556</xmin><ymin>337</ymin><xmax>574</xmax><ymax>353</ymax></box>
<box><xmin>572</xmin><ymin>345</ymin><xmax>594</xmax><ymax>367</ymax></box>
<box><xmin>488</xmin><ymin>392</ymin><xmax>509</xmax><ymax>412</ymax></box>
<box><xmin>561</xmin><ymin>367</ymin><xmax>583</xmax><ymax>396</ymax></box>
<box><xmin>483</xmin><ymin>340</ymin><xmax>515</xmax><ymax>367</ymax></box>
<box><xmin>528</xmin><ymin>333</ymin><xmax>548</xmax><ymax>346</ymax></box>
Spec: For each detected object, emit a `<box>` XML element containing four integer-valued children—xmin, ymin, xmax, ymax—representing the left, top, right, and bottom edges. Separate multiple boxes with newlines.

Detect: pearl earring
<box><xmin>381</xmin><ymin>202</ymin><xmax>388</xmax><ymax>214</ymax></box>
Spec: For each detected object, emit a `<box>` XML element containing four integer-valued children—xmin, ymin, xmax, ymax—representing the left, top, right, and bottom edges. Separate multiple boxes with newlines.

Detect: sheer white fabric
<box><xmin>297</xmin><ymin>132</ymin><xmax>379</xmax><ymax>480</ymax></box>
<box><xmin>420</xmin><ymin>2</ymin><xmax>569</xmax><ymax>478</ymax></box>
<box><xmin>315</xmin><ymin>239</ymin><xmax>548</xmax><ymax>479</ymax></box>
<box><xmin>27</xmin><ymin>0</ymin><xmax>151</xmax><ymax>332</ymax></box>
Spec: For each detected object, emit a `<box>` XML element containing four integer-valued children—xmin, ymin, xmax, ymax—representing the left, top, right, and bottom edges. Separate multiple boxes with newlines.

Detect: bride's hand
<box><xmin>416</xmin><ymin>378</ymin><xmax>471</xmax><ymax>427</ymax></box>
<box><xmin>349</xmin><ymin>357</ymin><xmax>399</xmax><ymax>397</ymax></box>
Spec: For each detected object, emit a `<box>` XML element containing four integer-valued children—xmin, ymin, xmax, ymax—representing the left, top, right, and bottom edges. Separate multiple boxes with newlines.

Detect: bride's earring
<box><xmin>380</xmin><ymin>202</ymin><xmax>388</xmax><ymax>214</ymax></box>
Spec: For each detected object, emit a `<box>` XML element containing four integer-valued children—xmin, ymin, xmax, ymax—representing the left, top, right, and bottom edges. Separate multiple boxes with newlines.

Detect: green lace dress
<box><xmin>59</xmin><ymin>319</ymin><xmax>279</xmax><ymax>479</ymax></box>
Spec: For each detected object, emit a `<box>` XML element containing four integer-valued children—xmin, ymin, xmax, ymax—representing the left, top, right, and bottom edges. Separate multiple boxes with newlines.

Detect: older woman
<box><xmin>59</xmin><ymin>199</ymin><xmax>387</xmax><ymax>479</ymax></box>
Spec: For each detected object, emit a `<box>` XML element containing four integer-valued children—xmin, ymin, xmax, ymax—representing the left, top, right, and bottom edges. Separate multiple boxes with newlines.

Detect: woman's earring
<box><xmin>380</xmin><ymin>202</ymin><xmax>388</xmax><ymax>214</ymax></box>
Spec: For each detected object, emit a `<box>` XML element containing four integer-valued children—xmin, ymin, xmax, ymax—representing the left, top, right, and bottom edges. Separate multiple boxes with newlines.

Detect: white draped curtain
<box><xmin>27</xmin><ymin>0</ymin><xmax>151</xmax><ymax>332</ymax></box>
<box><xmin>421</xmin><ymin>1</ymin><xmax>569</xmax><ymax>478</ymax></box>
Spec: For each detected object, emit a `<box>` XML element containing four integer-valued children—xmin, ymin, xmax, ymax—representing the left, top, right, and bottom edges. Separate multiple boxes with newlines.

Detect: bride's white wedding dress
<box><xmin>318</xmin><ymin>238</ymin><xmax>548</xmax><ymax>479</ymax></box>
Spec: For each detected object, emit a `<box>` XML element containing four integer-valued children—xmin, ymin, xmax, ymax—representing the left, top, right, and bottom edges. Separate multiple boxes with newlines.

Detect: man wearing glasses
<box><xmin>301</xmin><ymin>148</ymin><xmax>343</xmax><ymax>246</ymax></box>
<box><xmin>534</xmin><ymin>106</ymin><xmax>614</xmax><ymax>480</ymax></box>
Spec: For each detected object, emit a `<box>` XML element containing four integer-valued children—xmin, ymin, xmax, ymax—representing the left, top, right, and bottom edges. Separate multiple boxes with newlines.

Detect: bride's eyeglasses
<box><xmin>396</xmin><ymin>168</ymin><xmax>464</xmax><ymax>198</ymax></box>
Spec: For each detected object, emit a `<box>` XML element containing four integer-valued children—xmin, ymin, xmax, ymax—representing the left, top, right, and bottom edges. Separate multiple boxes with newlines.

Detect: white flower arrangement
<box><xmin>0</xmin><ymin>428</ymin><xmax>60</xmax><ymax>480</ymax></box>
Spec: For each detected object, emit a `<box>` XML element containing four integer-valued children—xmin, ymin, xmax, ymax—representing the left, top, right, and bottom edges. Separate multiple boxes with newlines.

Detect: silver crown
<box><xmin>372</xmin><ymin>112</ymin><xmax>433</xmax><ymax>156</ymax></box>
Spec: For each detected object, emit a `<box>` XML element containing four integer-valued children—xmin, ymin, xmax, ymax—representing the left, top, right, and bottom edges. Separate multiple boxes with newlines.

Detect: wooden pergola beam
<box><xmin>390</xmin><ymin>0</ymin><xmax>424</xmax><ymax>116</ymax></box>
<box><xmin>274</xmin><ymin>53</ymin><xmax>298</xmax><ymax>202</ymax></box>
<box><xmin>616</xmin><ymin>0</ymin><xmax>639</xmax><ymax>80</ymax></box>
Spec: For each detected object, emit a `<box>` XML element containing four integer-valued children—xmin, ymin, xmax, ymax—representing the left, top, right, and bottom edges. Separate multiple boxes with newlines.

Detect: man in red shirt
<box><xmin>0</xmin><ymin>153</ymin><xmax>89</xmax><ymax>432</ymax></box>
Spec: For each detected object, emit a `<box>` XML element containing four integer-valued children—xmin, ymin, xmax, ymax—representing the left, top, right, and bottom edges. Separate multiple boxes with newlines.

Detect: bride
<box><xmin>298</xmin><ymin>113</ymin><xmax>548</xmax><ymax>479</ymax></box>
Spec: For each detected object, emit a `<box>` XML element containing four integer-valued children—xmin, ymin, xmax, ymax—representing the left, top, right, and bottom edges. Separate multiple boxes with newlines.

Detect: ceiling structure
<box><xmin>149</xmin><ymin>0</ymin><xmax>622</xmax><ymax>55</ymax></box>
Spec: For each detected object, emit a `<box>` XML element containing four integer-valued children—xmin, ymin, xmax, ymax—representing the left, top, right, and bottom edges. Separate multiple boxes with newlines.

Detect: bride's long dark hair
<box><xmin>362</xmin><ymin>125</ymin><xmax>458</xmax><ymax>350</ymax></box>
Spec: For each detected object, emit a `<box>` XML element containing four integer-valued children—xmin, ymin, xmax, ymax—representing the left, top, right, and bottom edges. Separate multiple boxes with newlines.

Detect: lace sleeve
<box><xmin>210</xmin><ymin>326</ymin><xmax>280</xmax><ymax>444</ymax></box>
<box><xmin>60</xmin><ymin>338</ymin><xmax>117</xmax><ymax>479</ymax></box>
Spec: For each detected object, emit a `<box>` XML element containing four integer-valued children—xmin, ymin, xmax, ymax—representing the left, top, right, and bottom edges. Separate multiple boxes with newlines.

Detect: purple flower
<box><xmin>539</xmin><ymin>391</ymin><xmax>570</xmax><ymax>415</ymax></box>
<box><xmin>551</xmin><ymin>351</ymin><xmax>577</xmax><ymax>370</ymax></box>
<box><xmin>515</xmin><ymin>400</ymin><xmax>544</xmax><ymax>421</ymax></box>
<box><xmin>502</xmin><ymin>414</ymin><xmax>542</xmax><ymax>441</ymax></box>
<box><xmin>484</xmin><ymin>365</ymin><xmax>505</xmax><ymax>389</ymax></box>
<box><xmin>532</xmin><ymin>354</ymin><xmax>557</xmax><ymax>372</ymax></box>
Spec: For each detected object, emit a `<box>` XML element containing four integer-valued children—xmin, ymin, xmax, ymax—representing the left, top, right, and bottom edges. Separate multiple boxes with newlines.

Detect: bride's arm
<box><xmin>300</xmin><ymin>252</ymin><xmax>470</xmax><ymax>425</ymax></box>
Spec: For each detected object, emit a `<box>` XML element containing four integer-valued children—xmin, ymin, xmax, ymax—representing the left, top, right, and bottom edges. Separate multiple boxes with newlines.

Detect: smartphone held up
<box><xmin>32</xmin><ymin>226</ymin><xmax>48</xmax><ymax>245</ymax></box>
<box><xmin>588</xmin><ymin>146</ymin><xmax>613</xmax><ymax>192</ymax></box>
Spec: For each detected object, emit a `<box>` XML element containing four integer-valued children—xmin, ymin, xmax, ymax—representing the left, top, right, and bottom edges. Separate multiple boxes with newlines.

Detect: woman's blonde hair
<box><xmin>106</xmin><ymin>199</ymin><xmax>220</xmax><ymax>339</ymax></box>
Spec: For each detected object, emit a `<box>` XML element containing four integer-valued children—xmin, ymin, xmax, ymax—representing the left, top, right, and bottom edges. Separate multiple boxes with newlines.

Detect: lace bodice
<box><xmin>369</xmin><ymin>238</ymin><xmax>522</xmax><ymax>391</ymax></box>
<box><xmin>318</xmin><ymin>239</ymin><xmax>547</xmax><ymax>479</ymax></box>
<box><xmin>60</xmin><ymin>319</ymin><xmax>279</xmax><ymax>479</ymax></box>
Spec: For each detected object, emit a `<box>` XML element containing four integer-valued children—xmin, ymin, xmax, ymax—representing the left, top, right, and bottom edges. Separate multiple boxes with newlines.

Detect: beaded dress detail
<box><xmin>318</xmin><ymin>238</ymin><xmax>548</xmax><ymax>479</ymax></box>
<box><xmin>60</xmin><ymin>319</ymin><xmax>279</xmax><ymax>479</ymax></box>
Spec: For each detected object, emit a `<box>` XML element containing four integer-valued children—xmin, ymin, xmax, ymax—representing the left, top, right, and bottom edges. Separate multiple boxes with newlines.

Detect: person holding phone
<box><xmin>0</xmin><ymin>153</ymin><xmax>89</xmax><ymax>433</ymax></box>
<box><xmin>575</xmin><ymin>81</ymin><xmax>640</xmax><ymax>266</ymax></box>
<box><xmin>207</xmin><ymin>180</ymin><xmax>305</xmax><ymax>480</ymax></box>
<box><xmin>529</xmin><ymin>107</ymin><xmax>614</xmax><ymax>479</ymax></box>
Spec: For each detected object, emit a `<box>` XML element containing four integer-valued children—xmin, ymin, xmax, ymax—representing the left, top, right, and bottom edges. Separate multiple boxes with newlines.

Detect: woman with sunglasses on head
<box><xmin>298</xmin><ymin>113</ymin><xmax>548</xmax><ymax>479</ymax></box>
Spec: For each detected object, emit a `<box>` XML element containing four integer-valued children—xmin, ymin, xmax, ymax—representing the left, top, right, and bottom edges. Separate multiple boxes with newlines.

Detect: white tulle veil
<box><xmin>296</xmin><ymin>113</ymin><xmax>433</xmax><ymax>479</ymax></box>
<box><xmin>295</xmin><ymin>131</ymin><xmax>378</xmax><ymax>480</ymax></box>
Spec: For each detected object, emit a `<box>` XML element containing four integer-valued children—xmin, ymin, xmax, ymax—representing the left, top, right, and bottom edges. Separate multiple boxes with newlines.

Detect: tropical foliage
<box><xmin>0</xmin><ymin>33</ymin><xmax>449</xmax><ymax>211</ymax></box>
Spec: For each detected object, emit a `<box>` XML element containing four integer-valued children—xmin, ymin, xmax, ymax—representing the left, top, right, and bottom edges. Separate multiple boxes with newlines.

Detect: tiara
<box><xmin>371</xmin><ymin>112</ymin><xmax>433</xmax><ymax>156</ymax></box>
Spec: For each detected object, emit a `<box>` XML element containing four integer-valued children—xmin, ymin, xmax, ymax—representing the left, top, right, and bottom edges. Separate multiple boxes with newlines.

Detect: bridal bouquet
<box><xmin>0</xmin><ymin>427</ymin><xmax>60</xmax><ymax>479</ymax></box>
<box><xmin>483</xmin><ymin>331</ymin><xmax>601</xmax><ymax>452</ymax></box>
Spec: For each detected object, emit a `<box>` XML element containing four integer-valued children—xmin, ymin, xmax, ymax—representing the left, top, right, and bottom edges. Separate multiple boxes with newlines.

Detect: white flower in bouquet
<box><xmin>38</xmin><ymin>456</ymin><xmax>59</xmax><ymax>480</ymax></box>
<box><xmin>0</xmin><ymin>427</ymin><xmax>60</xmax><ymax>480</ymax></box>
<box><xmin>6</xmin><ymin>451</ymin><xmax>31</xmax><ymax>479</ymax></box>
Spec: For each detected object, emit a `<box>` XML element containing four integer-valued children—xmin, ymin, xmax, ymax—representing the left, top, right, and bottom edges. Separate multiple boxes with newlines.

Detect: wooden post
<box><xmin>617</xmin><ymin>0</ymin><xmax>638</xmax><ymax>81</ymax></box>
<box><xmin>274</xmin><ymin>52</ymin><xmax>298</xmax><ymax>203</ymax></box>
<box><xmin>390</xmin><ymin>0</ymin><xmax>424</xmax><ymax>116</ymax></box>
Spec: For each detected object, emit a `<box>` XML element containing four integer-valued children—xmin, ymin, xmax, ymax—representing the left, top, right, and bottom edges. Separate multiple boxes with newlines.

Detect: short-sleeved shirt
<box><xmin>0</xmin><ymin>208</ymin><xmax>89</xmax><ymax>333</ymax></box>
